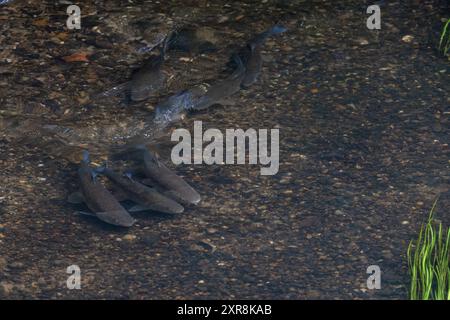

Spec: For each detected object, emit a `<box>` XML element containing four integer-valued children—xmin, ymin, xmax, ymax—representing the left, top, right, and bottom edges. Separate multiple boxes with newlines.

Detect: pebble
<box><xmin>8</xmin><ymin>262</ymin><xmax>24</xmax><ymax>269</ymax></box>
<box><xmin>0</xmin><ymin>257</ymin><xmax>6</xmax><ymax>270</ymax></box>
<box><xmin>218</xmin><ymin>16</ymin><xmax>229</xmax><ymax>23</ymax></box>
<box><xmin>206</xmin><ymin>228</ymin><xmax>218</xmax><ymax>234</ymax></box>
<box><xmin>358</xmin><ymin>38</ymin><xmax>369</xmax><ymax>45</ymax></box>
<box><xmin>123</xmin><ymin>234</ymin><xmax>137</xmax><ymax>241</ymax></box>
<box><xmin>401</xmin><ymin>35</ymin><xmax>414</xmax><ymax>43</ymax></box>
<box><xmin>0</xmin><ymin>282</ymin><xmax>14</xmax><ymax>296</ymax></box>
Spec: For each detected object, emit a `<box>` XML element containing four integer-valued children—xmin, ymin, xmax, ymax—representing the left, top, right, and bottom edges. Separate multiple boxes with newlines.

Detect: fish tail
<box><xmin>82</xmin><ymin>150</ymin><xmax>90</xmax><ymax>164</ymax></box>
<box><xmin>269</xmin><ymin>24</ymin><xmax>288</xmax><ymax>35</ymax></box>
<box><xmin>159</xmin><ymin>31</ymin><xmax>173</xmax><ymax>60</ymax></box>
<box><xmin>95</xmin><ymin>82</ymin><xmax>130</xmax><ymax>99</ymax></box>
<box><xmin>231</xmin><ymin>53</ymin><xmax>245</xmax><ymax>74</ymax></box>
<box><xmin>93</xmin><ymin>164</ymin><xmax>106</xmax><ymax>174</ymax></box>
<box><xmin>252</xmin><ymin>24</ymin><xmax>287</xmax><ymax>47</ymax></box>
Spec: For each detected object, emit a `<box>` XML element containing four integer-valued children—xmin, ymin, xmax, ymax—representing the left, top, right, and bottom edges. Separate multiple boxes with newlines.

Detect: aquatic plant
<box><xmin>439</xmin><ymin>18</ymin><xmax>450</xmax><ymax>56</ymax></box>
<box><xmin>407</xmin><ymin>199</ymin><xmax>450</xmax><ymax>300</ymax></box>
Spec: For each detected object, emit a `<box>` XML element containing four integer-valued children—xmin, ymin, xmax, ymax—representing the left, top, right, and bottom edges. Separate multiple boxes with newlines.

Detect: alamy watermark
<box><xmin>171</xmin><ymin>121</ymin><xmax>279</xmax><ymax>175</ymax></box>
<box><xmin>366</xmin><ymin>5</ymin><xmax>381</xmax><ymax>30</ymax></box>
<box><xmin>66</xmin><ymin>265</ymin><xmax>81</xmax><ymax>290</ymax></box>
<box><xmin>66</xmin><ymin>5</ymin><xmax>81</xmax><ymax>30</ymax></box>
<box><xmin>366</xmin><ymin>265</ymin><xmax>381</xmax><ymax>290</ymax></box>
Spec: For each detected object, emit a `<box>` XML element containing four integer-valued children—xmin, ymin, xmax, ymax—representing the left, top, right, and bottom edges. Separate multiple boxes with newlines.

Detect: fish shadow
<box><xmin>68</xmin><ymin>199</ymin><xmax>175</xmax><ymax>229</ymax></box>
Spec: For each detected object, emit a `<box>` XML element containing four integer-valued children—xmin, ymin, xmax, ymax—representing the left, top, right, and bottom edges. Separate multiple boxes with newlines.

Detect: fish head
<box><xmin>154</xmin><ymin>91</ymin><xmax>191</xmax><ymax>123</ymax></box>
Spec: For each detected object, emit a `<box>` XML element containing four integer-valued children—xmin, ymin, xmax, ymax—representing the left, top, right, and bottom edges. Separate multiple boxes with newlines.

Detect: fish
<box><xmin>238</xmin><ymin>24</ymin><xmax>287</xmax><ymax>88</ymax></box>
<box><xmin>129</xmin><ymin>47</ymin><xmax>166</xmax><ymax>102</ymax></box>
<box><xmin>68</xmin><ymin>151</ymin><xmax>135</xmax><ymax>227</ymax></box>
<box><xmin>135</xmin><ymin>32</ymin><xmax>167</xmax><ymax>54</ymax></box>
<box><xmin>95</xmin><ymin>167</ymin><xmax>184</xmax><ymax>214</ymax></box>
<box><xmin>240</xmin><ymin>42</ymin><xmax>262</xmax><ymax>88</ymax></box>
<box><xmin>189</xmin><ymin>53</ymin><xmax>246</xmax><ymax>111</ymax></box>
<box><xmin>148</xmin><ymin>54</ymin><xmax>246</xmax><ymax>131</ymax></box>
<box><xmin>153</xmin><ymin>90</ymin><xmax>196</xmax><ymax>125</ymax></box>
<box><xmin>168</xmin><ymin>27</ymin><xmax>217</xmax><ymax>54</ymax></box>
<box><xmin>130</xmin><ymin>145</ymin><xmax>201</xmax><ymax>205</ymax></box>
<box><xmin>248</xmin><ymin>24</ymin><xmax>287</xmax><ymax>48</ymax></box>
<box><xmin>98</xmin><ymin>35</ymin><xmax>170</xmax><ymax>102</ymax></box>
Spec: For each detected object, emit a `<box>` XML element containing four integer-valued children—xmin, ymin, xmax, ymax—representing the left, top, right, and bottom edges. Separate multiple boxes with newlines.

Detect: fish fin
<box><xmin>146</xmin><ymin>148</ymin><xmax>162</xmax><ymax>167</ymax></box>
<box><xmin>160</xmin><ymin>30</ymin><xmax>174</xmax><ymax>59</ymax></box>
<box><xmin>154</xmin><ymin>155</ymin><xmax>162</xmax><ymax>167</ymax></box>
<box><xmin>269</xmin><ymin>24</ymin><xmax>287</xmax><ymax>35</ymax></box>
<box><xmin>128</xmin><ymin>203</ymin><xmax>184</xmax><ymax>214</ymax></box>
<box><xmin>149</xmin><ymin>148</ymin><xmax>163</xmax><ymax>167</ymax></box>
<box><xmin>231</xmin><ymin>53</ymin><xmax>245</xmax><ymax>71</ymax></box>
<box><xmin>68</xmin><ymin>191</ymin><xmax>85</xmax><ymax>204</ymax></box>
<box><xmin>141</xmin><ymin>178</ymin><xmax>157</xmax><ymax>187</ymax></box>
<box><xmin>82</xmin><ymin>150</ymin><xmax>90</xmax><ymax>164</ymax></box>
<box><xmin>128</xmin><ymin>204</ymin><xmax>154</xmax><ymax>212</ymax></box>
<box><xmin>124</xmin><ymin>171</ymin><xmax>133</xmax><ymax>180</ymax></box>
<box><xmin>91</xmin><ymin>170</ymin><xmax>98</xmax><ymax>182</ymax></box>
<box><xmin>94</xmin><ymin>162</ymin><xmax>108</xmax><ymax>175</ymax></box>
<box><xmin>96</xmin><ymin>82</ymin><xmax>130</xmax><ymax>98</ymax></box>
<box><xmin>76</xmin><ymin>211</ymin><xmax>96</xmax><ymax>217</ymax></box>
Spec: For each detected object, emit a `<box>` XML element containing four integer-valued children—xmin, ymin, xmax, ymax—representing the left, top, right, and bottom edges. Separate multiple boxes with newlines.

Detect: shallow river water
<box><xmin>0</xmin><ymin>0</ymin><xmax>449</xmax><ymax>299</ymax></box>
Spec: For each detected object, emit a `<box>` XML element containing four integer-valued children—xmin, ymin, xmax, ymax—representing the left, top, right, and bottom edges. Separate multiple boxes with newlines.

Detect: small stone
<box><xmin>0</xmin><ymin>257</ymin><xmax>6</xmax><ymax>270</ymax></box>
<box><xmin>123</xmin><ymin>234</ymin><xmax>136</xmax><ymax>241</ymax></box>
<box><xmin>358</xmin><ymin>38</ymin><xmax>369</xmax><ymax>45</ymax></box>
<box><xmin>8</xmin><ymin>262</ymin><xmax>24</xmax><ymax>269</ymax></box>
<box><xmin>401</xmin><ymin>35</ymin><xmax>414</xmax><ymax>43</ymax></box>
<box><xmin>206</xmin><ymin>228</ymin><xmax>218</xmax><ymax>234</ymax></box>
<box><xmin>306</xmin><ymin>290</ymin><xmax>321</xmax><ymax>298</ymax></box>
<box><xmin>218</xmin><ymin>16</ymin><xmax>229</xmax><ymax>23</ymax></box>
<box><xmin>0</xmin><ymin>282</ymin><xmax>14</xmax><ymax>296</ymax></box>
<box><xmin>32</xmin><ymin>18</ymin><xmax>49</xmax><ymax>27</ymax></box>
